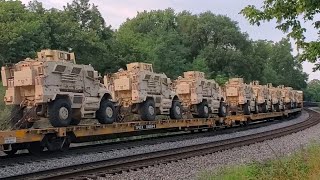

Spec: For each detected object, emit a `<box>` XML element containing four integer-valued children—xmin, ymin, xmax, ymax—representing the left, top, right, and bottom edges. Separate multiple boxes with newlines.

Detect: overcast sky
<box><xmin>20</xmin><ymin>0</ymin><xmax>319</xmax><ymax>80</ymax></box>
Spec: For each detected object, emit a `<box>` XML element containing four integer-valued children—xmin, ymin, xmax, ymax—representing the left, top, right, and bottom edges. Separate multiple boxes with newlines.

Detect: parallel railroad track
<box><xmin>4</xmin><ymin>110</ymin><xmax>315</xmax><ymax>180</ymax></box>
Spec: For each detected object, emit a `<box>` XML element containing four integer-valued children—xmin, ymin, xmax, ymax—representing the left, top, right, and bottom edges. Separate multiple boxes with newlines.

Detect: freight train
<box><xmin>1</xmin><ymin>49</ymin><xmax>303</xmax><ymax>129</ymax></box>
<box><xmin>0</xmin><ymin>50</ymin><xmax>303</xmax><ymax>155</ymax></box>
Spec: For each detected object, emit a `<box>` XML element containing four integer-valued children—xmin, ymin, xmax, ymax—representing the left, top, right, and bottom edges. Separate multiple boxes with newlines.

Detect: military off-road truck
<box><xmin>2</xmin><ymin>49</ymin><xmax>116</xmax><ymax>129</ymax></box>
<box><xmin>266</xmin><ymin>83</ymin><xmax>284</xmax><ymax>112</ymax></box>
<box><xmin>278</xmin><ymin>85</ymin><xmax>296</xmax><ymax>109</ymax></box>
<box><xmin>104</xmin><ymin>62</ymin><xmax>182</xmax><ymax>121</ymax></box>
<box><xmin>224</xmin><ymin>78</ymin><xmax>256</xmax><ymax>115</ymax></box>
<box><xmin>250</xmin><ymin>81</ymin><xmax>271</xmax><ymax>113</ymax></box>
<box><xmin>294</xmin><ymin>90</ymin><xmax>303</xmax><ymax>108</ymax></box>
<box><xmin>174</xmin><ymin>71</ymin><xmax>227</xmax><ymax>118</ymax></box>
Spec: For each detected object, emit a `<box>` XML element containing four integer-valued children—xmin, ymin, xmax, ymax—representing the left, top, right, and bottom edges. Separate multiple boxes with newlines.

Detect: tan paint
<box><xmin>173</xmin><ymin>71</ymin><xmax>224</xmax><ymax>114</ymax></box>
<box><xmin>1</xmin><ymin>49</ymin><xmax>113</xmax><ymax>127</ymax></box>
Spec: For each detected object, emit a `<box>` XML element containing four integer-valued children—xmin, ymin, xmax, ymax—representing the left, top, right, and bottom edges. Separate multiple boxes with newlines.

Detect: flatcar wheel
<box><xmin>28</xmin><ymin>142</ymin><xmax>44</xmax><ymax>156</ymax></box>
<box><xmin>140</xmin><ymin>99</ymin><xmax>156</xmax><ymax>121</ymax></box>
<box><xmin>170</xmin><ymin>100</ymin><xmax>182</xmax><ymax>119</ymax></box>
<box><xmin>4</xmin><ymin>149</ymin><xmax>17</xmax><ymax>156</ymax></box>
<box><xmin>60</xmin><ymin>137</ymin><xmax>71</xmax><ymax>152</ymax></box>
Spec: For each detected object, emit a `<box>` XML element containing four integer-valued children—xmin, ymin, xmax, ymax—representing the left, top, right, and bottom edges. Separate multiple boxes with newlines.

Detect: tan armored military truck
<box><xmin>104</xmin><ymin>62</ymin><xmax>182</xmax><ymax>121</ymax></box>
<box><xmin>294</xmin><ymin>90</ymin><xmax>303</xmax><ymax>108</ymax></box>
<box><xmin>224</xmin><ymin>78</ymin><xmax>257</xmax><ymax>115</ymax></box>
<box><xmin>266</xmin><ymin>83</ymin><xmax>284</xmax><ymax>111</ymax></box>
<box><xmin>174</xmin><ymin>71</ymin><xmax>227</xmax><ymax>118</ymax></box>
<box><xmin>2</xmin><ymin>49</ymin><xmax>116</xmax><ymax>129</ymax></box>
<box><xmin>278</xmin><ymin>85</ymin><xmax>295</xmax><ymax>109</ymax></box>
<box><xmin>250</xmin><ymin>81</ymin><xmax>270</xmax><ymax>113</ymax></box>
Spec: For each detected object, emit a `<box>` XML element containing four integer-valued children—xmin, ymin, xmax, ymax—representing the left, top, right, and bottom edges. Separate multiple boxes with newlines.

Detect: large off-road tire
<box><xmin>262</xmin><ymin>102</ymin><xmax>268</xmax><ymax>113</ymax></box>
<box><xmin>170</xmin><ymin>100</ymin><xmax>182</xmax><ymax>119</ymax></box>
<box><xmin>197</xmin><ymin>101</ymin><xmax>209</xmax><ymax>118</ymax></box>
<box><xmin>48</xmin><ymin>98</ymin><xmax>72</xmax><ymax>127</ymax></box>
<box><xmin>218</xmin><ymin>102</ymin><xmax>227</xmax><ymax>117</ymax></box>
<box><xmin>140</xmin><ymin>99</ymin><xmax>156</xmax><ymax>121</ymax></box>
<box><xmin>275</xmin><ymin>103</ymin><xmax>280</xmax><ymax>112</ymax></box>
<box><xmin>243</xmin><ymin>103</ymin><xmax>251</xmax><ymax>115</ymax></box>
<box><xmin>96</xmin><ymin>99</ymin><xmax>116</xmax><ymax>124</ymax></box>
<box><xmin>254</xmin><ymin>102</ymin><xmax>259</xmax><ymax>114</ymax></box>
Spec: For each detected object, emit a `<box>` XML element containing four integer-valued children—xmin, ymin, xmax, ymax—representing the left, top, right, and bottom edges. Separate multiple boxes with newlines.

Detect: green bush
<box><xmin>199</xmin><ymin>143</ymin><xmax>320</xmax><ymax>180</ymax></box>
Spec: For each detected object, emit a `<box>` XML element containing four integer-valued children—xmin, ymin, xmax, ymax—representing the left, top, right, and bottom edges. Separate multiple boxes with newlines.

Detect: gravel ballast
<box><xmin>0</xmin><ymin>111</ymin><xmax>310</xmax><ymax>178</ymax></box>
<box><xmin>102</xmin><ymin>111</ymin><xmax>320</xmax><ymax>180</ymax></box>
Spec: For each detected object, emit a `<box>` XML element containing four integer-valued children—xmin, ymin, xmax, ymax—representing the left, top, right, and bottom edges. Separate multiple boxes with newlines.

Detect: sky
<box><xmin>20</xmin><ymin>0</ymin><xmax>319</xmax><ymax>80</ymax></box>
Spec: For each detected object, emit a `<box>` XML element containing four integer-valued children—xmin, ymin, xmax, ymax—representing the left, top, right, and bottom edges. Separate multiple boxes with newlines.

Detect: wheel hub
<box><xmin>175</xmin><ymin>106</ymin><xmax>181</xmax><ymax>115</ymax></box>
<box><xmin>221</xmin><ymin>106</ymin><xmax>226</xmax><ymax>113</ymax></box>
<box><xmin>106</xmin><ymin>107</ymin><xmax>114</xmax><ymax>118</ymax></box>
<box><xmin>59</xmin><ymin>107</ymin><xmax>69</xmax><ymax>120</ymax></box>
<box><xmin>148</xmin><ymin>106</ymin><xmax>155</xmax><ymax>115</ymax></box>
<box><xmin>204</xmin><ymin>106</ymin><xmax>209</xmax><ymax>114</ymax></box>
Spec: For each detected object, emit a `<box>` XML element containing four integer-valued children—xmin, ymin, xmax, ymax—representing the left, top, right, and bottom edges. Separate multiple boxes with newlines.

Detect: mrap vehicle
<box><xmin>1</xmin><ymin>49</ymin><xmax>116</xmax><ymax>129</ymax></box>
<box><xmin>174</xmin><ymin>71</ymin><xmax>227</xmax><ymax>118</ymax></box>
<box><xmin>104</xmin><ymin>62</ymin><xmax>182</xmax><ymax>121</ymax></box>
<box><xmin>224</xmin><ymin>78</ymin><xmax>257</xmax><ymax>115</ymax></box>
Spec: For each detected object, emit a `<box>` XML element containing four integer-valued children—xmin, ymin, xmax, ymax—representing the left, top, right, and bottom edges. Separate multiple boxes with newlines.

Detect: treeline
<box><xmin>0</xmin><ymin>0</ymin><xmax>308</xmax><ymax>89</ymax></box>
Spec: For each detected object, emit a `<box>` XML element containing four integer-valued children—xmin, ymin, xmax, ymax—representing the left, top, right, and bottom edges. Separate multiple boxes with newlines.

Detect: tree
<box><xmin>0</xmin><ymin>0</ymin><xmax>49</xmax><ymax>64</ymax></box>
<box><xmin>241</xmin><ymin>1</ymin><xmax>320</xmax><ymax>70</ymax></box>
<box><xmin>304</xmin><ymin>79</ymin><xmax>320</xmax><ymax>102</ymax></box>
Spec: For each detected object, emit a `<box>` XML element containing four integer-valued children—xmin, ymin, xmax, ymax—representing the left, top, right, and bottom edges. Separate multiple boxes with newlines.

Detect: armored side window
<box><xmin>54</xmin><ymin>65</ymin><xmax>66</xmax><ymax>73</ymax></box>
<box><xmin>144</xmin><ymin>74</ymin><xmax>151</xmax><ymax>80</ymax></box>
<box><xmin>38</xmin><ymin>67</ymin><xmax>44</xmax><ymax>75</ymax></box>
<box><xmin>71</xmin><ymin>67</ymin><xmax>82</xmax><ymax>75</ymax></box>
<box><xmin>162</xmin><ymin>78</ymin><xmax>168</xmax><ymax>84</ymax></box>
<box><xmin>9</xmin><ymin>69</ymin><xmax>14</xmax><ymax>77</ymax></box>
<box><xmin>67</xmin><ymin>54</ymin><xmax>71</xmax><ymax>61</ymax></box>
<box><xmin>87</xmin><ymin>70</ymin><xmax>94</xmax><ymax>79</ymax></box>
<box><xmin>59</xmin><ymin>53</ymin><xmax>64</xmax><ymax>59</ymax></box>
<box><xmin>154</xmin><ymin>75</ymin><xmax>160</xmax><ymax>81</ymax></box>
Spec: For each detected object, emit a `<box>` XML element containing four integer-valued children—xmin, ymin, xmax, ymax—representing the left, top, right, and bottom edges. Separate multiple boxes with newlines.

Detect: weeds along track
<box><xmin>3</xmin><ymin>109</ymin><xmax>317</xmax><ymax>180</ymax></box>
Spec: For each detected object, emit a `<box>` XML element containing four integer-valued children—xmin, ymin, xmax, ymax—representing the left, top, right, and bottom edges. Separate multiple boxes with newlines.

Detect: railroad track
<box><xmin>0</xmin><ymin>113</ymin><xmax>294</xmax><ymax>164</ymax></box>
<box><xmin>4</xmin><ymin>109</ymin><xmax>316</xmax><ymax>180</ymax></box>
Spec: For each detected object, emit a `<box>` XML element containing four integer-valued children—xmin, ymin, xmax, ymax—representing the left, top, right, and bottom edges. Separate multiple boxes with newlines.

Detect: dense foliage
<box><xmin>241</xmin><ymin>0</ymin><xmax>320</xmax><ymax>70</ymax></box>
<box><xmin>0</xmin><ymin>0</ymin><xmax>308</xmax><ymax>90</ymax></box>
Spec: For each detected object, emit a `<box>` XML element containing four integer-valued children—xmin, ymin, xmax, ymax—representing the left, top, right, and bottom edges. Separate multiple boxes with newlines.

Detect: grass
<box><xmin>199</xmin><ymin>143</ymin><xmax>320</xmax><ymax>180</ymax></box>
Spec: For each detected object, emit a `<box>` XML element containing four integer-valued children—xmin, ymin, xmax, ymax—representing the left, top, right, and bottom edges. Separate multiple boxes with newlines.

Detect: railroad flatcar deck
<box><xmin>0</xmin><ymin>108</ymin><xmax>301</xmax><ymax>152</ymax></box>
